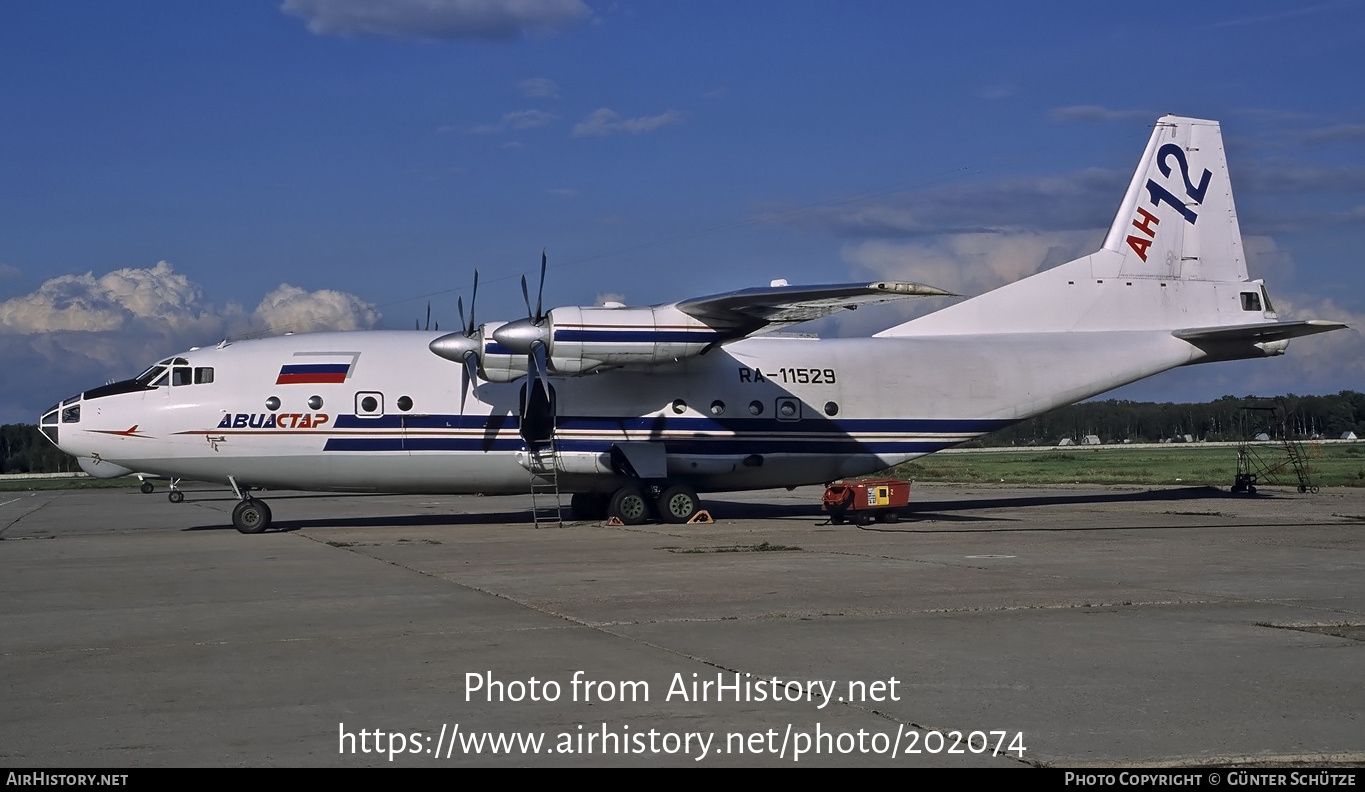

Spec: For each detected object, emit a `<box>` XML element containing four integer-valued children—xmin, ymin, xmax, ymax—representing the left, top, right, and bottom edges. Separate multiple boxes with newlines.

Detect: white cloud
<box><xmin>0</xmin><ymin>263</ymin><xmax>19</xmax><ymax>281</ymax></box>
<box><xmin>253</xmin><ymin>284</ymin><xmax>380</xmax><ymax>334</ymax></box>
<box><xmin>842</xmin><ymin>230</ymin><xmax>1101</xmax><ymax>299</ymax></box>
<box><xmin>0</xmin><ymin>262</ymin><xmax>381</xmax><ymax>423</ymax></box>
<box><xmin>281</xmin><ymin>0</ymin><xmax>591</xmax><ymax>40</ymax></box>
<box><xmin>0</xmin><ymin>261</ymin><xmax>212</xmax><ymax>335</ymax></box>
<box><xmin>518</xmin><ymin>77</ymin><xmax>560</xmax><ymax>99</ymax></box>
<box><xmin>572</xmin><ymin>108</ymin><xmax>685</xmax><ymax>138</ymax></box>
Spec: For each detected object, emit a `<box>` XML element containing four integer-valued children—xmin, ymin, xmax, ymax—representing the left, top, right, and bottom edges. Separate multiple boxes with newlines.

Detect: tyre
<box><xmin>609</xmin><ymin>487</ymin><xmax>650</xmax><ymax>525</ymax></box>
<box><xmin>658</xmin><ymin>484</ymin><xmax>700</xmax><ymax>524</ymax></box>
<box><xmin>168</xmin><ymin>490</ymin><xmax>184</xmax><ymax>504</ymax></box>
<box><xmin>855</xmin><ymin>511</ymin><xmax>874</xmax><ymax>526</ymax></box>
<box><xmin>140</xmin><ymin>481</ymin><xmax>154</xmax><ymax>494</ymax></box>
<box><xmin>883</xmin><ymin>510</ymin><xmax>899</xmax><ymax>523</ymax></box>
<box><xmin>232</xmin><ymin>499</ymin><xmax>272</xmax><ymax>534</ymax></box>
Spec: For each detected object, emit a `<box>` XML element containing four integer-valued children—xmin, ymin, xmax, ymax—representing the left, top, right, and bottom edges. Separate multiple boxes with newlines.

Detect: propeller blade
<box><xmin>459</xmin><ymin>355</ymin><xmax>472</xmax><ymax>414</ymax></box>
<box><xmin>531</xmin><ymin>342</ymin><xmax>551</xmax><ymax>402</ymax></box>
<box><xmin>457</xmin><ymin>296</ymin><xmax>465</xmax><ymax>335</ymax></box>
<box><xmin>535</xmin><ymin>250</ymin><xmax>546</xmax><ymax>322</ymax></box>
<box><xmin>521</xmin><ymin>274</ymin><xmax>532</xmax><ymax>319</ymax></box>
<box><xmin>467</xmin><ymin>269</ymin><xmax>479</xmax><ymax>336</ymax></box>
<box><xmin>425</xmin><ymin>303</ymin><xmax>432</xmax><ymax>332</ymax></box>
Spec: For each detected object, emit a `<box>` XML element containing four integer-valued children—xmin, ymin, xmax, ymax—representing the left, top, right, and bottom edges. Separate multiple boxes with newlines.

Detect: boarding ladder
<box><xmin>525</xmin><ymin>440</ymin><xmax>564</xmax><ymax>528</ymax></box>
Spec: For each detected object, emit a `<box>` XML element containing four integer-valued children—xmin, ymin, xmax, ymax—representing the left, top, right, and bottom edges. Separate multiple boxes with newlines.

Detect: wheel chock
<box><xmin>687</xmin><ymin>510</ymin><xmax>714</xmax><ymax>524</ymax></box>
<box><xmin>606</xmin><ymin>516</ymin><xmax>624</xmax><ymax>526</ymax></box>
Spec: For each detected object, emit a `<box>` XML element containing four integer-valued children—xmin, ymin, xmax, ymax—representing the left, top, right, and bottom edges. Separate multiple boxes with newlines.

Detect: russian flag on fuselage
<box><xmin>275</xmin><ymin>352</ymin><xmax>359</xmax><ymax>385</ymax></box>
<box><xmin>276</xmin><ymin>364</ymin><xmax>350</xmax><ymax>384</ymax></box>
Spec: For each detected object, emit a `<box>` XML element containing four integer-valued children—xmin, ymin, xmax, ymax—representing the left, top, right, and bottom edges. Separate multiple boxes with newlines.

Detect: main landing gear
<box><xmin>228</xmin><ymin>476</ymin><xmax>273</xmax><ymax>534</ymax></box>
<box><xmin>573</xmin><ymin>483</ymin><xmax>701</xmax><ymax>525</ymax></box>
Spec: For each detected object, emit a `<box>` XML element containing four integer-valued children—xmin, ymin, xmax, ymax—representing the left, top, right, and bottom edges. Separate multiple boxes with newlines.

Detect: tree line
<box><xmin>965</xmin><ymin>391</ymin><xmax>1365</xmax><ymax>447</ymax></box>
<box><xmin>3</xmin><ymin>390</ymin><xmax>1363</xmax><ymax>473</ymax></box>
<box><xmin>0</xmin><ymin>424</ymin><xmax>79</xmax><ymax>474</ymax></box>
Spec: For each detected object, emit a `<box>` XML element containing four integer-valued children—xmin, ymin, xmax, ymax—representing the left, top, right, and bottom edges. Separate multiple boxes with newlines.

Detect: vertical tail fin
<box><xmin>1096</xmin><ymin>115</ymin><xmax>1247</xmax><ymax>282</ymax></box>
<box><xmin>880</xmin><ymin>115</ymin><xmax>1262</xmax><ymax>337</ymax></box>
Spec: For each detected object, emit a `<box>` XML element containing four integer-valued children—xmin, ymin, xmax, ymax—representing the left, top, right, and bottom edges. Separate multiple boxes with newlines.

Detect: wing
<box><xmin>674</xmin><ymin>280</ymin><xmax>955</xmax><ymax>333</ymax></box>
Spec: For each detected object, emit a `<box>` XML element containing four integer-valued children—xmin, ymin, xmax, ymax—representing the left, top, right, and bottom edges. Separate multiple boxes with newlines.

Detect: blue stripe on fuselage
<box><xmin>552</xmin><ymin>329</ymin><xmax>724</xmax><ymax>344</ymax></box>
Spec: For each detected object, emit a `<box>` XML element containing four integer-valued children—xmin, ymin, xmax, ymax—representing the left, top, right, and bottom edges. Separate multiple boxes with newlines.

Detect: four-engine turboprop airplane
<box><xmin>40</xmin><ymin>116</ymin><xmax>1347</xmax><ymax>533</ymax></box>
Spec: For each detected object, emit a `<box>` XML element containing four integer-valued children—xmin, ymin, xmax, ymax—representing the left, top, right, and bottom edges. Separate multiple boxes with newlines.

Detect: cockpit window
<box><xmin>136</xmin><ymin>365</ymin><xmax>168</xmax><ymax>387</ymax></box>
<box><xmin>172</xmin><ymin>367</ymin><xmax>192</xmax><ymax>387</ymax></box>
<box><xmin>195</xmin><ymin>367</ymin><xmax>214</xmax><ymax>384</ymax></box>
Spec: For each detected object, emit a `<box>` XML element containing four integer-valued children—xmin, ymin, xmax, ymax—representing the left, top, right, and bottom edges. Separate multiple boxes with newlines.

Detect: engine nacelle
<box><xmin>455</xmin><ymin>308</ymin><xmax>735</xmax><ymax>384</ymax></box>
<box><xmin>545</xmin><ymin>305</ymin><xmax>726</xmax><ymax>373</ymax></box>
<box><xmin>475</xmin><ymin>321</ymin><xmax>531</xmax><ymax>383</ymax></box>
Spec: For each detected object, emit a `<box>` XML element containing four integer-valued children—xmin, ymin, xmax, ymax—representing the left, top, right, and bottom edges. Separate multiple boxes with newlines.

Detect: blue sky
<box><xmin>1</xmin><ymin>1</ymin><xmax>1362</xmax><ymax>423</ymax></box>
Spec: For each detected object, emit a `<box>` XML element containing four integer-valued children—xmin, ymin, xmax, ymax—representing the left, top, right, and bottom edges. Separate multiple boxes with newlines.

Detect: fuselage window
<box><xmin>194</xmin><ymin>367</ymin><xmax>214</xmax><ymax>385</ymax></box>
<box><xmin>356</xmin><ymin>392</ymin><xmax>384</xmax><ymax>417</ymax></box>
<box><xmin>397</xmin><ymin>396</ymin><xmax>413</xmax><ymax>412</ymax></box>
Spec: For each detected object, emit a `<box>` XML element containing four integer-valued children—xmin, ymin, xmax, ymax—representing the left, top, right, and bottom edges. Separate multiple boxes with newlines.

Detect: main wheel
<box><xmin>168</xmin><ymin>490</ymin><xmax>184</xmax><ymax>504</ymax></box>
<box><xmin>140</xmin><ymin>481</ymin><xmax>154</xmax><ymax>494</ymax></box>
<box><xmin>609</xmin><ymin>487</ymin><xmax>650</xmax><ymax>525</ymax></box>
<box><xmin>232</xmin><ymin>499</ymin><xmax>272</xmax><ymax>534</ymax></box>
<box><xmin>657</xmin><ymin>484</ymin><xmax>700</xmax><ymax>524</ymax></box>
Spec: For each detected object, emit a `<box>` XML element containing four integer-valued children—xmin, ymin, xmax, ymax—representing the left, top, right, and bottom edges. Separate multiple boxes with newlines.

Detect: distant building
<box><xmin>1344</xmin><ymin>431</ymin><xmax>1359</xmax><ymax>441</ymax></box>
<box><xmin>1255</xmin><ymin>433</ymin><xmax>1271</xmax><ymax>441</ymax></box>
<box><xmin>1058</xmin><ymin>437</ymin><xmax>1074</xmax><ymax>446</ymax></box>
<box><xmin>1082</xmin><ymin>435</ymin><xmax>1101</xmax><ymax>445</ymax></box>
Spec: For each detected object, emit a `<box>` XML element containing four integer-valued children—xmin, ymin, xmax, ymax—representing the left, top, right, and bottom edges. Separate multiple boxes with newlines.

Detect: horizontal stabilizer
<box><xmin>677</xmin><ymin>280</ymin><xmax>954</xmax><ymax>331</ymax></box>
<box><xmin>1174</xmin><ymin>320</ymin><xmax>1348</xmax><ymax>344</ymax></box>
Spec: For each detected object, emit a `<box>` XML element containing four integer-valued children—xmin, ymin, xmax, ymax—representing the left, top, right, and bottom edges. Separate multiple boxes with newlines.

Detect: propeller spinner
<box><xmin>427</xmin><ymin>270</ymin><xmax>482</xmax><ymax>412</ymax></box>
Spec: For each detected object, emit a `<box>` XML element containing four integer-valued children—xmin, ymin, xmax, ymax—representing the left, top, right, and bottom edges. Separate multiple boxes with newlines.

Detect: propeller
<box><xmin>492</xmin><ymin>251</ymin><xmax>553</xmax><ymax>415</ymax></box>
<box><xmin>416</xmin><ymin>303</ymin><xmax>435</xmax><ymax>332</ymax></box>
<box><xmin>428</xmin><ymin>270</ymin><xmax>482</xmax><ymax>412</ymax></box>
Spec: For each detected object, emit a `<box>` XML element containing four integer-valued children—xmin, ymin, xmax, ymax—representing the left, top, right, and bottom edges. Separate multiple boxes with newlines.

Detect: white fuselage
<box><xmin>50</xmin><ymin>327</ymin><xmax>1202</xmax><ymax>495</ymax></box>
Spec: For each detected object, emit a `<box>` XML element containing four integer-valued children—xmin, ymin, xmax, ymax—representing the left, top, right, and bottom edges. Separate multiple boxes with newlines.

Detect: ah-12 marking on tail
<box><xmin>40</xmin><ymin>116</ymin><xmax>1347</xmax><ymax>532</ymax></box>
